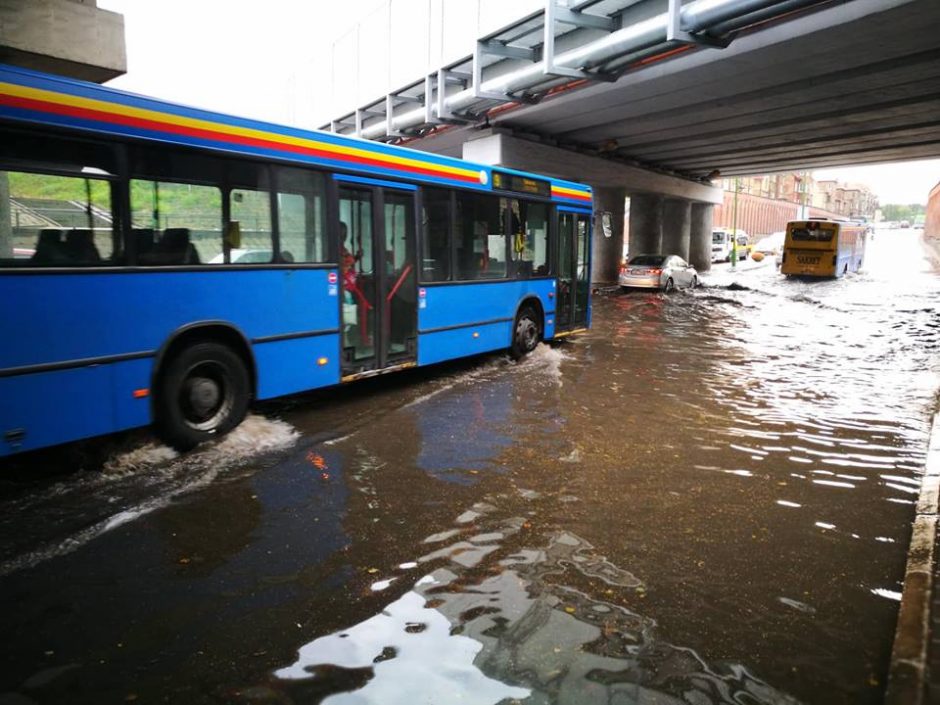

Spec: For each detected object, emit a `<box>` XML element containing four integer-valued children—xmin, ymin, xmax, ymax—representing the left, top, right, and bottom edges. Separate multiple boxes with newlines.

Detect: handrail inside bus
<box><xmin>387</xmin><ymin>264</ymin><xmax>413</xmax><ymax>303</ymax></box>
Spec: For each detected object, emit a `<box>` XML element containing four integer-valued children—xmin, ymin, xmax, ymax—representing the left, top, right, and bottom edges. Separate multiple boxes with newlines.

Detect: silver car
<box><xmin>619</xmin><ymin>254</ymin><xmax>699</xmax><ymax>291</ymax></box>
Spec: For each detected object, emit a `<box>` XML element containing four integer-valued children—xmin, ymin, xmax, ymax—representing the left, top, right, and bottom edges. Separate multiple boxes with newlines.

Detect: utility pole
<box><xmin>731</xmin><ymin>177</ymin><xmax>739</xmax><ymax>268</ymax></box>
<box><xmin>800</xmin><ymin>171</ymin><xmax>808</xmax><ymax>220</ymax></box>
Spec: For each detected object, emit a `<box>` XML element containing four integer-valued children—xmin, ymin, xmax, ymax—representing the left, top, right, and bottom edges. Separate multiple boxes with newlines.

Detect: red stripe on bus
<box><xmin>553</xmin><ymin>191</ymin><xmax>591</xmax><ymax>203</ymax></box>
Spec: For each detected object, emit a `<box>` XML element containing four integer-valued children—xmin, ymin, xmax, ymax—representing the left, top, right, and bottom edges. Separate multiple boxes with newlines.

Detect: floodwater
<box><xmin>1</xmin><ymin>229</ymin><xmax>938</xmax><ymax>705</ymax></box>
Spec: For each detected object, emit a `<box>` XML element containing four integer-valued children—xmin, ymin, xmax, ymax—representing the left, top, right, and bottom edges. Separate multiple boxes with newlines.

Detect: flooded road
<box><xmin>1</xmin><ymin>229</ymin><xmax>938</xmax><ymax>705</ymax></box>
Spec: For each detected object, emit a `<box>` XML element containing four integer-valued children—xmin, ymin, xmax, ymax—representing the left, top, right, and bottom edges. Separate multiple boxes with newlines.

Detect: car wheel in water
<box><xmin>155</xmin><ymin>341</ymin><xmax>250</xmax><ymax>451</ymax></box>
<box><xmin>510</xmin><ymin>305</ymin><xmax>541</xmax><ymax>360</ymax></box>
<box><xmin>691</xmin><ymin>275</ymin><xmax>698</xmax><ymax>289</ymax></box>
<box><xmin>664</xmin><ymin>277</ymin><xmax>676</xmax><ymax>293</ymax></box>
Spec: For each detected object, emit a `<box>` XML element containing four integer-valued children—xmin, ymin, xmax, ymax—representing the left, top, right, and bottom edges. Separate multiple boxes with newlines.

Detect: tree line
<box><xmin>881</xmin><ymin>203</ymin><xmax>925</xmax><ymax>221</ymax></box>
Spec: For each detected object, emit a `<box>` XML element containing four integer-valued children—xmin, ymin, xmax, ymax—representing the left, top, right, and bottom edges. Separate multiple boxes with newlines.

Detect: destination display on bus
<box><xmin>492</xmin><ymin>171</ymin><xmax>551</xmax><ymax>198</ymax></box>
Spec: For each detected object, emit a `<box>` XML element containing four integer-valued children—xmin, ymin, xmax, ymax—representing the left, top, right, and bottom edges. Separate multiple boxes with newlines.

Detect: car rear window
<box><xmin>629</xmin><ymin>255</ymin><xmax>666</xmax><ymax>266</ymax></box>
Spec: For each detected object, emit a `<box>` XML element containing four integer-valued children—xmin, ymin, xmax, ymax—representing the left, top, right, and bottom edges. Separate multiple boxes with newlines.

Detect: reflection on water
<box><xmin>410</xmin><ymin>344</ymin><xmax>569</xmax><ymax>483</ymax></box>
<box><xmin>269</xmin><ymin>231</ymin><xmax>939</xmax><ymax>705</ymax></box>
<box><xmin>277</xmin><ymin>498</ymin><xmax>800</xmax><ymax>704</ymax></box>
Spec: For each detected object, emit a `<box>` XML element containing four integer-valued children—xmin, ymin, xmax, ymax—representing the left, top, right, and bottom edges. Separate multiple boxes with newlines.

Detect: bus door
<box><xmin>337</xmin><ymin>180</ymin><xmax>417</xmax><ymax>375</ymax></box>
<box><xmin>556</xmin><ymin>209</ymin><xmax>591</xmax><ymax>330</ymax></box>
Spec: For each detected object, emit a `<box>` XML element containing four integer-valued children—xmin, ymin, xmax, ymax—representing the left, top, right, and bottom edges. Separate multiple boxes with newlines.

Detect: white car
<box><xmin>754</xmin><ymin>232</ymin><xmax>785</xmax><ymax>255</ymax></box>
<box><xmin>619</xmin><ymin>254</ymin><xmax>698</xmax><ymax>291</ymax></box>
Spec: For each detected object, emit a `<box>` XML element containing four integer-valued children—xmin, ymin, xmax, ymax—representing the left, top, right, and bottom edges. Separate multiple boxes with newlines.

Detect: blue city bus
<box><xmin>0</xmin><ymin>64</ymin><xmax>593</xmax><ymax>455</ymax></box>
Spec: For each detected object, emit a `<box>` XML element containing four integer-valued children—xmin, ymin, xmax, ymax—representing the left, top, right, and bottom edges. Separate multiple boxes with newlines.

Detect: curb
<box><xmin>885</xmin><ymin>412</ymin><xmax>940</xmax><ymax>704</ymax></box>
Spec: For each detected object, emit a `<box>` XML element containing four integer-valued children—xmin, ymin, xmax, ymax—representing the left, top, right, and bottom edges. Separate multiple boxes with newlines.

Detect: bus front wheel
<box><xmin>155</xmin><ymin>342</ymin><xmax>250</xmax><ymax>451</ymax></box>
<box><xmin>510</xmin><ymin>305</ymin><xmax>541</xmax><ymax>360</ymax></box>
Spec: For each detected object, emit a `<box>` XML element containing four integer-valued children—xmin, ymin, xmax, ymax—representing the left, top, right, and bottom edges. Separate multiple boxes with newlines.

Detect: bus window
<box><xmin>509</xmin><ymin>200</ymin><xmax>548</xmax><ymax>277</ymax></box>
<box><xmin>455</xmin><ymin>193</ymin><xmax>507</xmax><ymax>280</ymax></box>
<box><xmin>274</xmin><ymin>167</ymin><xmax>326</xmax><ymax>263</ymax></box>
<box><xmin>790</xmin><ymin>227</ymin><xmax>834</xmax><ymax>242</ymax></box>
<box><xmin>130</xmin><ymin>179</ymin><xmax>221</xmax><ymax>265</ymax></box>
<box><xmin>421</xmin><ymin>188</ymin><xmax>451</xmax><ymax>281</ymax></box>
<box><xmin>339</xmin><ymin>194</ymin><xmax>373</xmax><ymax>274</ymax></box>
<box><xmin>230</xmin><ymin>187</ymin><xmax>272</xmax><ymax>263</ymax></box>
<box><xmin>2</xmin><ymin>170</ymin><xmax>116</xmax><ymax>267</ymax></box>
<box><xmin>384</xmin><ymin>198</ymin><xmax>410</xmax><ymax>274</ymax></box>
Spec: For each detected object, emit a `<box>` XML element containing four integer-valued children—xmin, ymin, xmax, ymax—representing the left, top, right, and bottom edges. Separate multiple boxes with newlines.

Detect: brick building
<box><xmin>714</xmin><ymin>172</ymin><xmax>878</xmax><ymax>238</ymax></box>
<box><xmin>926</xmin><ymin>181</ymin><xmax>940</xmax><ymax>239</ymax></box>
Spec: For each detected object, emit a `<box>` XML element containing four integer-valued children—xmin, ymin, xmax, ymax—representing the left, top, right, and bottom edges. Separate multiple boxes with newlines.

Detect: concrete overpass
<box><xmin>0</xmin><ymin>0</ymin><xmax>125</xmax><ymax>83</ymax></box>
<box><xmin>323</xmin><ymin>0</ymin><xmax>940</xmax><ymax>279</ymax></box>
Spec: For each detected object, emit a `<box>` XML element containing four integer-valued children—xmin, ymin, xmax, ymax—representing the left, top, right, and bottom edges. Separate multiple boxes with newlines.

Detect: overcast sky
<box><xmin>98</xmin><ymin>0</ymin><xmax>940</xmax><ymax>205</ymax></box>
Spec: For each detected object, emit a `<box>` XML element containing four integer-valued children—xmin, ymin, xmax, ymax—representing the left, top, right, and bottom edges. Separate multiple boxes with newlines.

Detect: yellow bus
<box><xmin>780</xmin><ymin>219</ymin><xmax>866</xmax><ymax>278</ymax></box>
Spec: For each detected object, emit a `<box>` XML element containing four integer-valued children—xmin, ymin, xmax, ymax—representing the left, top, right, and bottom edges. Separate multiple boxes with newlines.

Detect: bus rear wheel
<box><xmin>510</xmin><ymin>305</ymin><xmax>541</xmax><ymax>360</ymax></box>
<box><xmin>155</xmin><ymin>342</ymin><xmax>250</xmax><ymax>451</ymax></box>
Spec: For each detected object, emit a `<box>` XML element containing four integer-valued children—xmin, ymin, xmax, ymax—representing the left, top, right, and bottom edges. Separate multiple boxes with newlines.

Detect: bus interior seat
<box><xmin>514</xmin><ymin>260</ymin><xmax>533</xmax><ymax>278</ymax></box>
<box><xmin>134</xmin><ymin>228</ymin><xmax>156</xmax><ymax>264</ymax></box>
<box><xmin>154</xmin><ymin>228</ymin><xmax>200</xmax><ymax>265</ymax></box>
<box><xmin>31</xmin><ymin>229</ymin><xmax>69</xmax><ymax>265</ymax></box>
<box><xmin>487</xmin><ymin>258</ymin><xmax>506</xmax><ymax>277</ymax></box>
<box><xmin>65</xmin><ymin>229</ymin><xmax>101</xmax><ymax>263</ymax></box>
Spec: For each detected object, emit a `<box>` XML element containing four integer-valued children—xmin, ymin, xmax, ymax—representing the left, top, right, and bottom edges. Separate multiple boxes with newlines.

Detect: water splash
<box><xmin>102</xmin><ymin>443</ymin><xmax>179</xmax><ymax>477</ymax></box>
<box><xmin>517</xmin><ymin>342</ymin><xmax>570</xmax><ymax>385</ymax></box>
<box><xmin>0</xmin><ymin>414</ymin><xmax>299</xmax><ymax>577</ymax></box>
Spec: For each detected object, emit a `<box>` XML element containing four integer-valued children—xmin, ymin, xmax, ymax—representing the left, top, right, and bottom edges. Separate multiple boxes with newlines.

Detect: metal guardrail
<box><xmin>324</xmin><ymin>0</ymin><xmax>837</xmax><ymax>143</ymax></box>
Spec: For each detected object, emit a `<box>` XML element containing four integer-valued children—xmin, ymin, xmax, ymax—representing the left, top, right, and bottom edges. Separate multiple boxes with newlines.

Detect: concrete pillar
<box><xmin>662</xmin><ymin>199</ymin><xmax>691</xmax><ymax>260</ymax></box>
<box><xmin>591</xmin><ymin>186</ymin><xmax>626</xmax><ymax>284</ymax></box>
<box><xmin>628</xmin><ymin>194</ymin><xmax>663</xmax><ymax>255</ymax></box>
<box><xmin>0</xmin><ymin>1</ymin><xmax>126</xmax><ymax>82</ymax></box>
<box><xmin>690</xmin><ymin>203</ymin><xmax>714</xmax><ymax>272</ymax></box>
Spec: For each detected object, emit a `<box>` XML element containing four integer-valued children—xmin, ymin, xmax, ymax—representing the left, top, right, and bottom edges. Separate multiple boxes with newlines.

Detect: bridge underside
<box><xmin>330</xmin><ymin>0</ymin><xmax>938</xmax><ymax>280</ymax></box>
<box><xmin>491</xmin><ymin>0</ymin><xmax>940</xmax><ymax>178</ymax></box>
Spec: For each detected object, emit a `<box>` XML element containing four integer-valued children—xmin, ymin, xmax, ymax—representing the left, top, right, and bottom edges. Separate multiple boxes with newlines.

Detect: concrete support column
<box><xmin>628</xmin><ymin>194</ymin><xmax>663</xmax><ymax>256</ymax></box>
<box><xmin>661</xmin><ymin>199</ymin><xmax>691</xmax><ymax>260</ymax></box>
<box><xmin>591</xmin><ymin>186</ymin><xmax>626</xmax><ymax>284</ymax></box>
<box><xmin>690</xmin><ymin>203</ymin><xmax>714</xmax><ymax>272</ymax></box>
<box><xmin>0</xmin><ymin>1</ymin><xmax>126</xmax><ymax>82</ymax></box>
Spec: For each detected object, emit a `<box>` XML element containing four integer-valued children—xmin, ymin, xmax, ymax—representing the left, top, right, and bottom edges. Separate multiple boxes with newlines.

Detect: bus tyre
<box><xmin>511</xmin><ymin>305</ymin><xmax>541</xmax><ymax>360</ymax></box>
<box><xmin>155</xmin><ymin>342</ymin><xmax>250</xmax><ymax>451</ymax></box>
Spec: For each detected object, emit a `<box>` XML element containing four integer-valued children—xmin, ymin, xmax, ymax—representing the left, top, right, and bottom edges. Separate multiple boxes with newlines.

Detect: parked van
<box><xmin>711</xmin><ymin>228</ymin><xmax>749</xmax><ymax>262</ymax></box>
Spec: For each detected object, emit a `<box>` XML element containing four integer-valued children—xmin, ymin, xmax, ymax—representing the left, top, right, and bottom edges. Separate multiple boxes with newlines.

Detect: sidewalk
<box><xmin>885</xmin><ymin>413</ymin><xmax>940</xmax><ymax>705</ymax></box>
